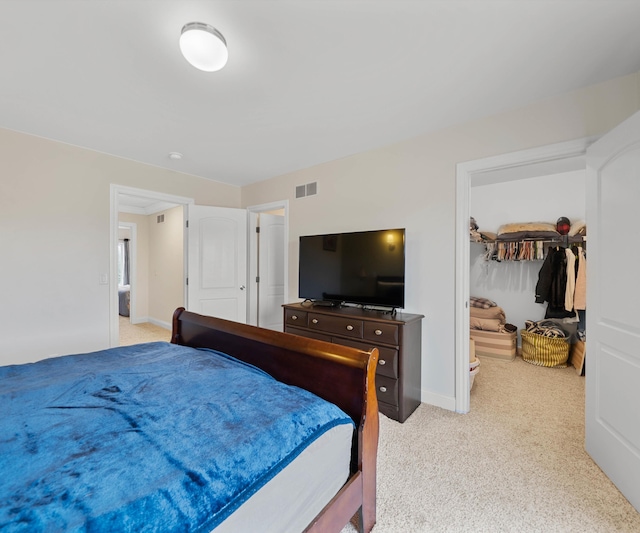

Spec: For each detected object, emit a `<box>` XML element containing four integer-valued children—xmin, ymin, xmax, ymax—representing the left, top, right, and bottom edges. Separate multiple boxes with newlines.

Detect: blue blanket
<box><xmin>0</xmin><ymin>342</ymin><xmax>353</xmax><ymax>532</ymax></box>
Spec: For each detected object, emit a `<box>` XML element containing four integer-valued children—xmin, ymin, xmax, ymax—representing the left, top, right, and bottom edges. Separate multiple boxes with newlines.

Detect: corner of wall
<box><xmin>421</xmin><ymin>389</ymin><xmax>457</xmax><ymax>413</ymax></box>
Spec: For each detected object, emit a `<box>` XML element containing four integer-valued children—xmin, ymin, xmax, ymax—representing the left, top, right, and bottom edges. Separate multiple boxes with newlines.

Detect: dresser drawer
<box><xmin>335</xmin><ymin>338</ymin><xmax>398</xmax><ymax>379</ymax></box>
<box><xmin>285</xmin><ymin>326</ymin><xmax>331</xmax><ymax>343</ymax></box>
<box><xmin>363</xmin><ymin>322</ymin><xmax>399</xmax><ymax>345</ymax></box>
<box><xmin>308</xmin><ymin>313</ymin><xmax>363</xmax><ymax>338</ymax></box>
<box><xmin>285</xmin><ymin>309</ymin><xmax>308</xmax><ymax>327</ymax></box>
<box><xmin>375</xmin><ymin>375</ymin><xmax>398</xmax><ymax>407</ymax></box>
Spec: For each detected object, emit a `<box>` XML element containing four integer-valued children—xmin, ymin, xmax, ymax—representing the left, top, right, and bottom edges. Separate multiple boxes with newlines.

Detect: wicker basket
<box><xmin>520</xmin><ymin>330</ymin><xmax>570</xmax><ymax>368</ymax></box>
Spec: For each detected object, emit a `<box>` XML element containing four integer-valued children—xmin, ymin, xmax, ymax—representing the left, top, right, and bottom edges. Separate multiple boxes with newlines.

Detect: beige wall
<box><xmin>148</xmin><ymin>205</ymin><xmax>184</xmax><ymax>327</ymax></box>
<box><xmin>0</xmin><ymin>130</ymin><xmax>239</xmax><ymax>365</ymax></box>
<box><xmin>241</xmin><ymin>72</ymin><xmax>640</xmax><ymax>408</ymax></box>
<box><xmin>2</xmin><ymin>72</ymin><xmax>639</xmax><ymax>404</ymax></box>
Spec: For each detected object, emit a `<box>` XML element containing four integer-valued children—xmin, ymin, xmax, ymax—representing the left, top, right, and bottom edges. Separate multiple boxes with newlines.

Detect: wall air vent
<box><xmin>295</xmin><ymin>182</ymin><xmax>317</xmax><ymax>198</ymax></box>
<box><xmin>157</xmin><ymin>214</ymin><xmax>165</xmax><ymax>223</ymax></box>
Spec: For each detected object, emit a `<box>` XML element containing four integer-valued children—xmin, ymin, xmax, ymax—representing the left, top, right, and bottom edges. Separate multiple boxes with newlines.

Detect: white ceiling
<box><xmin>2</xmin><ymin>0</ymin><xmax>640</xmax><ymax>187</ymax></box>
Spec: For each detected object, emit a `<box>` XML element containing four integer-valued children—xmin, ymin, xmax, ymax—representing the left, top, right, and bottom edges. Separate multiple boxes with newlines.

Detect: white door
<box><xmin>187</xmin><ymin>205</ymin><xmax>247</xmax><ymax>323</ymax></box>
<box><xmin>257</xmin><ymin>213</ymin><xmax>285</xmax><ymax>330</ymax></box>
<box><xmin>585</xmin><ymin>110</ymin><xmax>640</xmax><ymax>511</ymax></box>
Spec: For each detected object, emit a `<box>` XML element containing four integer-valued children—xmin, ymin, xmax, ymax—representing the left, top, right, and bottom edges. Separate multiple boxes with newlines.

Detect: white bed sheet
<box><xmin>213</xmin><ymin>422</ymin><xmax>354</xmax><ymax>532</ymax></box>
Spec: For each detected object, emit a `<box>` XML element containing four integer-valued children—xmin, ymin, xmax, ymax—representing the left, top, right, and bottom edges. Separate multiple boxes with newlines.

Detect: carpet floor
<box><xmin>342</xmin><ymin>355</ymin><xmax>640</xmax><ymax>532</ymax></box>
<box><xmin>119</xmin><ymin>316</ymin><xmax>170</xmax><ymax>345</ymax></box>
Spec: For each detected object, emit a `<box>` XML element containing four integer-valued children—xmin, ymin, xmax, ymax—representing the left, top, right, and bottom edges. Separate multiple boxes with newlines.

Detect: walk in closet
<box><xmin>469</xmin><ymin>169</ymin><xmax>586</xmax><ymax>368</ymax></box>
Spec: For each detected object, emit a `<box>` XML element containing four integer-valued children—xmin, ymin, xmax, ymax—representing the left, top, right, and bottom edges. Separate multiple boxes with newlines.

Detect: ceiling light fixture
<box><xmin>179</xmin><ymin>22</ymin><xmax>228</xmax><ymax>72</ymax></box>
<box><xmin>168</xmin><ymin>152</ymin><xmax>183</xmax><ymax>160</ymax></box>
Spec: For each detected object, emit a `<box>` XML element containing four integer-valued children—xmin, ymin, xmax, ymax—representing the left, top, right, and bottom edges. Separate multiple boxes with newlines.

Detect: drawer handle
<box><xmin>346</xmin><ymin>325</ymin><xmax>354</xmax><ymax>331</ymax></box>
<box><xmin>374</xmin><ymin>329</ymin><xmax>383</xmax><ymax>336</ymax></box>
<box><xmin>379</xmin><ymin>359</ymin><xmax>386</xmax><ymax>366</ymax></box>
<box><xmin>379</xmin><ymin>386</ymin><xmax>387</xmax><ymax>393</ymax></box>
<box><xmin>312</xmin><ymin>318</ymin><xmax>318</xmax><ymax>324</ymax></box>
<box><xmin>291</xmin><ymin>315</ymin><xmax>298</xmax><ymax>320</ymax></box>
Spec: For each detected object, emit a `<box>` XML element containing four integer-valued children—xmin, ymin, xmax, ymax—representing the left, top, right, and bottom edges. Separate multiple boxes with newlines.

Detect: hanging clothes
<box><xmin>574</xmin><ymin>246</ymin><xmax>587</xmax><ymax>310</ymax></box>
<box><xmin>535</xmin><ymin>246</ymin><xmax>575</xmax><ymax>319</ymax></box>
<box><xmin>564</xmin><ymin>247</ymin><xmax>576</xmax><ymax>312</ymax></box>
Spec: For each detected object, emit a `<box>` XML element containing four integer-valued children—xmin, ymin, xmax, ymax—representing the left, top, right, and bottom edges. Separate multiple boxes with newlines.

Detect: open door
<box><xmin>257</xmin><ymin>213</ymin><xmax>285</xmax><ymax>330</ymax></box>
<box><xmin>187</xmin><ymin>205</ymin><xmax>247</xmax><ymax>323</ymax></box>
<box><xmin>585</xmin><ymin>110</ymin><xmax>640</xmax><ymax>511</ymax></box>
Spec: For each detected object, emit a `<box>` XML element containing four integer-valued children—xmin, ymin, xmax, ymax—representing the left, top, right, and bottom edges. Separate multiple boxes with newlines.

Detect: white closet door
<box><xmin>585</xmin><ymin>110</ymin><xmax>640</xmax><ymax>512</ymax></box>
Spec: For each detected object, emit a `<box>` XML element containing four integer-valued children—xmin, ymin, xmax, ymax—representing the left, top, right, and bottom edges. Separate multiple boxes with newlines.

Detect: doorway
<box><xmin>110</xmin><ymin>185</ymin><xmax>193</xmax><ymax>347</ymax></box>
<box><xmin>110</xmin><ymin>186</ymin><xmax>289</xmax><ymax>346</ymax></box>
<box><xmin>469</xmin><ymin>169</ymin><xmax>586</xmax><ymax>338</ymax></box>
<box><xmin>247</xmin><ymin>201</ymin><xmax>289</xmax><ymax>331</ymax></box>
<box><xmin>117</xmin><ymin>222</ymin><xmax>135</xmax><ymax>326</ymax></box>
<box><xmin>454</xmin><ymin>137</ymin><xmax>595</xmax><ymax>413</ymax></box>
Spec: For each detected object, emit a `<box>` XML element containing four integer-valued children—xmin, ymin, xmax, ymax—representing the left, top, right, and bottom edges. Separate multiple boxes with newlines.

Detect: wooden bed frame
<box><xmin>171</xmin><ymin>307</ymin><xmax>379</xmax><ymax>533</ymax></box>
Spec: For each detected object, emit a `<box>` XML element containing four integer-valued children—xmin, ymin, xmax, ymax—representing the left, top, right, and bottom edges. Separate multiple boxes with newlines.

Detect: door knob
<box><xmin>240</xmin><ymin>285</ymin><xmax>246</xmax><ymax>290</ymax></box>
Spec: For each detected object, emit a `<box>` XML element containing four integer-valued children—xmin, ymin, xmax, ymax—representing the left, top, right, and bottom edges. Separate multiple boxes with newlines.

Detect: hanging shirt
<box><xmin>574</xmin><ymin>246</ymin><xmax>587</xmax><ymax>310</ymax></box>
<box><xmin>564</xmin><ymin>248</ymin><xmax>576</xmax><ymax>312</ymax></box>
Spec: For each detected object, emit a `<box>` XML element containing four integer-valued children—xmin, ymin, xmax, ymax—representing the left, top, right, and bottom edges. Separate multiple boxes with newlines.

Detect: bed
<box><xmin>118</xmin><ymin>284</ymin><xmax>130</xmax><ymax>316</ymax></box>
<box><xmin>0</xmin><ymin>307</ymin><xmax>379</xmax><ymax>532</ymax></box>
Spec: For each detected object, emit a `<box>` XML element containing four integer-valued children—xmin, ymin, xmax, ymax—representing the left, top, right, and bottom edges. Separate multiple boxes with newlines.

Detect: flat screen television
<box><xmin>298</xmin><ymin>228</ymin><xmax>405</xmax><ymax>309</ymax></box>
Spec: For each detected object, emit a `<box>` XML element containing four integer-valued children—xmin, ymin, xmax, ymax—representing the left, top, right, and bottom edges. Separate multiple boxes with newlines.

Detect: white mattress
<box><xmin>213</xmin><ymin>422</ymin><xmax>354</xmax><ymax>532</ymax></box>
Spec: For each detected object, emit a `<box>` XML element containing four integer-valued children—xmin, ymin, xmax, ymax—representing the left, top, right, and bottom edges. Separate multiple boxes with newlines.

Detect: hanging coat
<box><xmin>535</xmin><ymin>246</ymin><xmax>575</xmax><ymax>319</ymax></box>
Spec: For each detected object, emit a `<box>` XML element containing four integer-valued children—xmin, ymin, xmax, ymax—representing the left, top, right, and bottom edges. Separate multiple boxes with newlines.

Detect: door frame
<box><xmin>246</xmin><ymin>200</ymin><xmax>289</xmax><ymax>327</ymax></box>
<box><xmin>454</xmin><ymin>137</ymin><xmax>596</xmax><ymax>413</ymax></box>
<box><xmin>109</xmin><ymin>184</ymin><xmax>194</xmax><ymax>347</ymax></box>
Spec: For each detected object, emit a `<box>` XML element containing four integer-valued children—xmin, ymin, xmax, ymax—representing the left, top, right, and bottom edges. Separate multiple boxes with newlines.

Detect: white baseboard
<box><xmin>420</xmin><ymin>389</ymin><xmax>456</xmax><ymax>412</ymax></box>
<box><xmin>128</xmin><ymin>316</ymin><xmax>171</xmax><ymax>331</ymax></box>
<box><xmin>148</xmin><ymin>317</ymin><xmax>171</xmax><ymax>331</ymax></box>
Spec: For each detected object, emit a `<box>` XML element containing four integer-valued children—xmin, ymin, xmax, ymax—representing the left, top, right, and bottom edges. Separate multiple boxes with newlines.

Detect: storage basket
<box><xmin>469</xmin><ymin>329</ymin><xmax>516</xmax><ymax>361</ymax></box>
<box><xmin>520</xmin><ymin>329</ymin><xmax>570</xmax><ymax>368</ymax></box>
<box><xmin>469</xmin><ymin>357</ymin><xmax>480</xmax><ymax>391</ymax></box>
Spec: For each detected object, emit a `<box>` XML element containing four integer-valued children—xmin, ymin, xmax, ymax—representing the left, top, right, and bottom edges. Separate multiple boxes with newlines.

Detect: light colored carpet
<box><xmin>119</xmin><ymin>316</ymin><xmax>170</xmax><ymax>345</ymax></box>
<box><xmin>342</xmin><ymin>355</ymin><xmax>640</xmax><ymax>533</ymax></box>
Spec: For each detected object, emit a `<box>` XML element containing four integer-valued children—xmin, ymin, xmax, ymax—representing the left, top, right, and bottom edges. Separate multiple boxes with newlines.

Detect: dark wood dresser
<box><xmin>283</xmin><ymin>302</ymin><xmax>423</xmax><ymax>422</ymax></box>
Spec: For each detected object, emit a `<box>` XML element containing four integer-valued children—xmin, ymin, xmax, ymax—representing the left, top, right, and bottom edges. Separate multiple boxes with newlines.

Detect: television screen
<box><xmin>298</xmin><ymin>228</ymin><xmax>405</xmax><ymax>308</ymax></box>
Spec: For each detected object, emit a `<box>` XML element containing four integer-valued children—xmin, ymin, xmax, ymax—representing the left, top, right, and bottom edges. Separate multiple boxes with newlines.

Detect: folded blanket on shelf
<box><xmin>470</xmin><ymin>316</ymin><xmax>505</xmax><ymax>332</ymax></box>
<box><xmin>479</xmin><ymin>231</ymin><xmax>497</xmax><ymax>242</ymax></box>
<box><xmin>470</xmin><ymin>296</ymin><xmax>497</xmax><ymax>309</ymax></box>
<box><xmin>469</xmin><ymin>305</ymin><xmax>506</xmax><ymax>323</ymax></box>
<box><xmin>496</xmin><ymin>222</ymin><xmax>560</xmax><ymax>241</ymax></box>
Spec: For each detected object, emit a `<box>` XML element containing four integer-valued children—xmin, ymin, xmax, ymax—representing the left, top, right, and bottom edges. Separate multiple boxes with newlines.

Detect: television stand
<box><xmin>283</xmin><ymin>302</ymin><xmax>423</xmax><ymax>423</ymax></box>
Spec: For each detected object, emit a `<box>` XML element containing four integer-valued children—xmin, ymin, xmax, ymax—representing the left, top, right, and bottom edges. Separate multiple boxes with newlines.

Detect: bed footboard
<box><xmin>171</xmin><ymin>308</ymin><xmax>379</xmax><ymax>533</ymax></box>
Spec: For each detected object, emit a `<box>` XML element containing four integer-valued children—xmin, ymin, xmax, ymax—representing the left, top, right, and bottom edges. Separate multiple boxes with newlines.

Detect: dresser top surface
<box><xmin>283</xmin><ymin>302</ymin><xmax>423</xmax><ymax>324</ymax></box>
